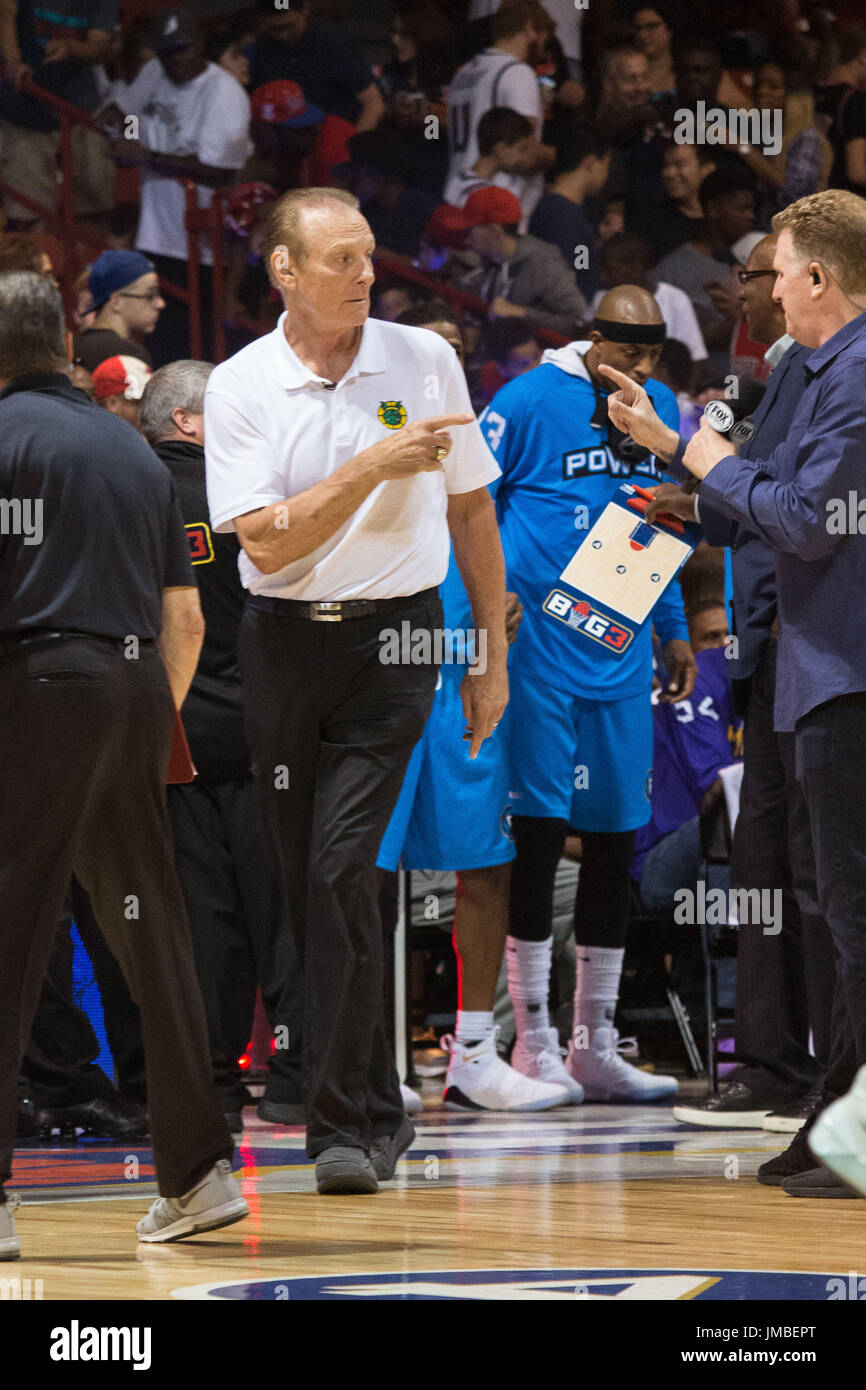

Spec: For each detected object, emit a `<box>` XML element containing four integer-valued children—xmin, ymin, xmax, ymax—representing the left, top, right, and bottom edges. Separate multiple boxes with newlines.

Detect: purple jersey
<box><xmin>632</xmin><ymin>646</ymin><xmax>742</xmax><ymax>880</ymax></box>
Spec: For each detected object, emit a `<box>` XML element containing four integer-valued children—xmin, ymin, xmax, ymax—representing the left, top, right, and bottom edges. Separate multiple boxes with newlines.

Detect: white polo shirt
<box><xmin>204</xmin><ymin>314</ymin><xmax>500</xmax><ymax>600</ymax></box>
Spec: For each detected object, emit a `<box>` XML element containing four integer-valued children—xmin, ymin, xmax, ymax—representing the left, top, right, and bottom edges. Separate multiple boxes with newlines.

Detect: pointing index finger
<box><xmin>595</xmin><ymin>364</ymin><xmax>633</xmax><ymax>391</ymax></box>
<box><xmin>422</xmin><ymin>413</ymin><xmax>476</xmax><ymax>431</ymax></box>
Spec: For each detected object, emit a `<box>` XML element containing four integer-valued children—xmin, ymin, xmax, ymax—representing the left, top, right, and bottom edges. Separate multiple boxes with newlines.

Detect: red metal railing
<box><xmin>0</xmin><ymin>77</ymin><xmax>569</xmax><ymax>361</ymax></box>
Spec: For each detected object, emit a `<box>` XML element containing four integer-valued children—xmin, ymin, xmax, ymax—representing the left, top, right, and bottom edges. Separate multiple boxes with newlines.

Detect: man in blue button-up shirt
<box><xmin>602</xmin><ymin>189</ymin><xmax>866</xmax><ymax>1198</ymax></box>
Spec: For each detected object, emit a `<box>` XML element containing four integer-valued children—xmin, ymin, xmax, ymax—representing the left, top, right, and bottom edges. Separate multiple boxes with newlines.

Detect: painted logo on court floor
<box><xmin>173</xmin><ymin>1267</ymin><xmax>839</xmax><ymax>1301</ymax></box>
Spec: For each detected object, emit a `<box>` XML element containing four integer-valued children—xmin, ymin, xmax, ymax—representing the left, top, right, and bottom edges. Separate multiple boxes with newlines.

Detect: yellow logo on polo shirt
<box><xmin>378</xmin><ymin>400</ymin><xmax>407</xmax><ymax>430</ymax></box>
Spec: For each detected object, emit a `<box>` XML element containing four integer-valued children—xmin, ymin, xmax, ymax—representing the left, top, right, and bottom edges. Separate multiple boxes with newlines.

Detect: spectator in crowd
<box><xmin>597</xmin><ymin>197</ymin><xmax>625</xmax><ymax>243</ymax></box>
<box><xmin>591</xmin><ymin>232</ymin><xmax>708</xmax><ymax>386</ymax></box>
<box><xmin>72</xmin><ymin>250</ymin><xmax>163</xmax><ymax>373</ymax></box>
<box><xmin>740</xmin><ymin>65</ymin><xmax>832</xmax><ymax>211</ymax></box>
<box><xmin>333</xmin><ymin>127</ymin><xmax>439</xmax><ymax>257</ymax></box>
<box><xmin>111</xmin><ymin>8</ymin><xmax>252</xmax><ymax>364</ymax></box>
<box><xmin>203</xmin><ymin>12</ymin><xmax>255</xmax><ymax>90</ymax></box>
<box><xmin>451</xmin><ymin>185</ymin><xmax>587</xmax><ymax>338</ymax></box>
<box><xmin>593</xmin><ymin>43</ymin><xmax>654</xmax><ymax>141</ymax></box>
<box><xmin>395</xmin><ymin>295</ymin><xmax>465</xmax><ymax>362</ymax></box>
<box><xmin>673</xmin><ymin>38</ymin><xmax>724</xmax><ymax>109</ymax></box>
<box><xmin>445</xmin><ymin>107</ymin><xmax>536</xmax><ymax>210</ymax></box>
<box><xmin>242</xmin><ymin>81</ymin><xmax>324</xmax><ymax>192</ymax></box>
<box><xmin>655</xmin><ymin>168</ymin><xmax>758</xmax><ymax>378</ymax></box>
<box><xmin>446</xmin><ymin>0</ymin><xmax>555</xmax><ymax>230</ymax></box>
<box><xmin>633</xmin><ymin>606</ymin><xmax>741</xmax><ymax>919</ymax></box>
<box><xmin>249</xmin><ymin>0</ymin><xmax>384</xmax><ymax>134</ymax></box>
<box><xmin>374</xmin><ymin>286</ymin><xmax>415</xmax><ymax>322</ymax></box>
<box><xmin>140</xmin><ymin>360</ymin><xmax>304</xmax><ymax>1133</ymax></box>
<box><xmin>631</xmin><ymin>4</ymin><xmax>676</xmax><ymax>101</ymax></box>
<box><xmin>640</xmin><ymin>142</ymin><xmax>716</xmax><ymax>262</ymax></box>
<box><xmin>91</xmin><ymin>353</ymin><xmax>151</xmax><ymax>431</ymax></box>
<box><xmin>0</xmin><ymin>230</ymin><xmax>53</xmax><ymax>278</ymax></box>
<box><xmin>378</xmin><ymin>2</ymin><xmax>455</xmax><ymax>196</ymax></box>
<box><xmin>528</xmin><ymin>121</ymin><xmax>612</xmax><ymax>301</ymax></box>
<box><xmin>0</xmin><ymin>0</ymin><xmax>116</xmax><ymax>229</ymax></box>
<box><xmin>815</xmin><ymin>26</ymin><xmax>866</xmax><ymax>196</ymax></box>
<box><xmin>476</xmin><ymin>316</ymin><xmax>542</xmax><ymax>404</ymax></box>
<box><xmin>223</xmin><ymin>181</ymin><xmax>280</xmax><ymax>336</ymax></box>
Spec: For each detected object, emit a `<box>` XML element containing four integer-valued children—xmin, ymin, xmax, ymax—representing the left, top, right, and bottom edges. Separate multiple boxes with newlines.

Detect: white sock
<box><xmin>506</xmin><ymin>935</ymin><xmax>552</xmax><ymax>1039</ymax></box>
<box><xmin>573</xmin><ymin>945</ymin><xmax>624</xmax><ymax>1043</ymax></box>
<box><xmin>455</xmin><ymin>1010</ymin><xmax>495</xmax><ymax>1045</ymax></box>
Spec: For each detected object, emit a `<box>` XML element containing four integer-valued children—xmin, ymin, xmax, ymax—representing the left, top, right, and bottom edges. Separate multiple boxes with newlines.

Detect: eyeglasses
<box><xmin>736</xmin><ymin>269</ymin><xmax>776</xmax><ymax>285</ymax></box>
<box><xmin>119</xmin><ymin>291</ymin><xmax>163</xmax><ymax>302</ymax></box>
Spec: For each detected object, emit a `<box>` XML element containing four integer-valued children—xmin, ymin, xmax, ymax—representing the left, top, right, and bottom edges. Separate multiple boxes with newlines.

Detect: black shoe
<box><xmin>224</xmin><ymin>1110</ymin><xmax>244</xmax><ymax>1135</ymax></box>
<box><xmin>370</xmin><ymin>1116</ymin><xmax>415</xmax><ymax>1181</ymax></box>
<box><xmin>257</xmin><ymin>1100</ymin><xmax>305</xmax><ymax>1126</ymax></box>
<box><xmin>756</xmin><ymin>1116</ymin><xmax>818</xmax><ymax>1185</ymax></box>
<box><xmin>673</xmin><ymin>1080</ymin><xmax>776</xmax><ymax>1129</ymax></box>
<box><xmin>16</xmin><ymin>1086</ymin><xmax>38</xmax><ymax>1140</ymax></box>
<box><xmin>762</xmin><ymin>1087</ymin><xmax>823</xmax><ymax>1134</ymax></box>
<box><xmin>315</xmin><ymin>1147</ymin><xmax>378</xmax><ymax>1195</ymax></box>
<box><xmin>781</xmin><ymin>1165</ymin><xmax>860</xmax><ymax>1198</ymax></box>
<box><xmin>37</xmin><ymin>1096</ymin><xmax>149</xmax><ymax>1142</ymax></box>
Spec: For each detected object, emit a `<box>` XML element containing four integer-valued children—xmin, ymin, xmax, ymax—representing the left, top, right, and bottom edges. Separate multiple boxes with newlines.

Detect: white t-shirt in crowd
<box><xmin>445</xmin><ymin>48</ymin><xmax>543</xmax><ymax>226</ymax></box>
<box><xmin>589</xmin><ymin>282</ymin><xmax>708</xmax><ymax>364</ymax></box>
<box><xmin>468</xmin><ymin>0</ymin><xmax>583</xmax><ymax>68</ymax></box>
<box><xmin>204</xmin><ymin>314</ymin><xmax>500</xmax><ymax>601</ymax></box>
<box><xmin>131</xmin><ymin>59</ymin><xmax>252</xmax><ymax>264</ymax></box>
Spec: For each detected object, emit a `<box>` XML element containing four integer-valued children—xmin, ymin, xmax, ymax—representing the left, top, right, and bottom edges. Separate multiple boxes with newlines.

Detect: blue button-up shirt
<box><xmin>688</xmin><ymin>311</ymin><xmax>866</xmax><ymax>731</ymax></box>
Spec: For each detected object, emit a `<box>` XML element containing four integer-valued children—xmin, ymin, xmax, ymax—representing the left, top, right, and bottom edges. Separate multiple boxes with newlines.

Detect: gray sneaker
<box><xmin>0</xmin><ymin>1194</ymin><xmax>21</xmax><ymax>1261</ymax></box>
<box><xmin>370</xmin><ymin>1116</ymin><xmax>415</xmax><ymax>1181</ymax></box>
<box><xmin>315</xmin><ymin>1146</ymin><xmax>378</xmax><ymax>1195</ymax></box>
<box><xmin>136</xmin><ymin>1160</ymin><xmax>249</xmax><ymax>1243</ymax></box>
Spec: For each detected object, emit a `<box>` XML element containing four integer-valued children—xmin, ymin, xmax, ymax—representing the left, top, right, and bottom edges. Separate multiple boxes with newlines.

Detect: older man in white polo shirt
<box><xmin>204</xmin><ymin>188</ymin><xmax>508</xmax><ymax>1194</ymax></box>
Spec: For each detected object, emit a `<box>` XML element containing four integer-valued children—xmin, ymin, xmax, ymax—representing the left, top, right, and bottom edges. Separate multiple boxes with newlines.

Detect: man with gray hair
<box><xmin>0</xmin><ymin>276</ymin><xmax>245</xmax><ymax>1260</ymax></box>
<box><xmin>140</xmin><ymin>361</ymin><xmax>304</xmax><ymax>1135</ymax></box>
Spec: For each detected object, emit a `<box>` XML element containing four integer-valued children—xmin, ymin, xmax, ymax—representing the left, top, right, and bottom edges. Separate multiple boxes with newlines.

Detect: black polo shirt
<box><xmin>155</xmin><ymin>438</ymin><xmax>249</xmax><ymax>780</ymax></box>
<box><xmin>0</xmin><ymin>374</ymin><xmax>193</xmax><ymax>639</ymax></box>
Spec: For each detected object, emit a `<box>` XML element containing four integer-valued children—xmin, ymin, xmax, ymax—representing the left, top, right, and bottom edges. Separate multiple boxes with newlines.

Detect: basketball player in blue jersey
<box><xmin>378</xmin><ymin>300</ymin><xmax>569</xmax><ymax>1113</ymax></box>
<box><xmin>481</xmin><ymin>286</ymin><xmax>698</xmax><ymax>1102</ymax></box>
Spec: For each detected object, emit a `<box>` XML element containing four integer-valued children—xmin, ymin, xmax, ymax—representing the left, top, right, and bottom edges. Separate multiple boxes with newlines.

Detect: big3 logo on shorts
<box><xmin>378</xmin><ymin>400</ymin><xmax>407</xmax><ymax>430</ymax></box>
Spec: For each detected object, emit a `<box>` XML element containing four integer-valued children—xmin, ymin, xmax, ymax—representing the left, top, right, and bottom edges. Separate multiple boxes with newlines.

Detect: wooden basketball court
<box><xmin>8</xmin><ymin>1090</ymin><xmax>864</xmax><ymax>1303</ymax></box>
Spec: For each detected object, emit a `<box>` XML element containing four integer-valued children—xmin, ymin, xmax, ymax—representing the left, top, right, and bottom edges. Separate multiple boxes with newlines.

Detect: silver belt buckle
<box><xmin>312</xmin><ymin>602</ymin><xmax>343</xmax><ymax>622</ymax></box>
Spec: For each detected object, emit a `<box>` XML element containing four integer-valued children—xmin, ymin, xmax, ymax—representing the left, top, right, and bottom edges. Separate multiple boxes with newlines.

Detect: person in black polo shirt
<box><xmin>139</xmin><ymin>360</ymin><xmax>304</xmax><ymax>1134</ymax></box>
<box><xmin>0</xmin><ymin>273</ymin><xmax>246</xmax><ymax>1262</ymax></box>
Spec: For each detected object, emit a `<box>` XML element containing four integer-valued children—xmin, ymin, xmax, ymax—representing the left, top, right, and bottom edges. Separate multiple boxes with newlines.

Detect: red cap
<box><xmin>250</xmin><ymin>80</ymin><xmax>324</xmax><ymax>128</ymax></box>
<box><xmin>458</xmin><ymin>186</ymin><xmax>523</xmax><ymax>228</ymax></box>
<box><xmin>91</xmin><ymin>355</ymin><xmax>152</xmax><ymax>402</ymax></box>
<box><xmin>423</xmin><ymin>204</ymin><xmax>472</xmax><ymax>248</ymax></box>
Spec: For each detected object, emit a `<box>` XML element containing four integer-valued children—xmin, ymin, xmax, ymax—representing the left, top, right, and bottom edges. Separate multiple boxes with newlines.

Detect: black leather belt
<box><xmin>0</xmin><ymin>629</ymin><xmax>155</xmax><ymax>656</ymax></box>
<box><xmin>249</xmin><ymin>587</ymin><xmax>438</xmax><ymax>623</ymax></box>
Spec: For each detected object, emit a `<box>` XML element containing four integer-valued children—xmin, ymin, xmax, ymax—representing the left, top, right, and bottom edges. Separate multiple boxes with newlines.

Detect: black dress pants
<box><xmin>239</xmin><ymin>592</ymin><xmax>441</xmax><ymax>1158</ymax></box>
<box><xmin>167</xmin><ymin>776</ymin><xmax>304</xmax><ymax>1107</ymax></box>
<box><xmin>794</xmin><ymin>691</ymin><xmax>866</xmax><ymax>1106</ymax></box>
<box><xmin>730</xmin><ymin>640</ymin><xmax>835</xmax><ymax>1100</ymax></box>
<box><xmin>0</xmin><ymin>636</ymin><xmax>232</xmax><ymax>1200</ymax></box>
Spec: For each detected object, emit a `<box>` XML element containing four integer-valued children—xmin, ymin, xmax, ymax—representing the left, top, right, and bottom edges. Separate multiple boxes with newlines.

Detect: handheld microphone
<box><xmin>682</xmin><ymin>379</ymin><xmax>766</xmax><ymax>493</ymax></box>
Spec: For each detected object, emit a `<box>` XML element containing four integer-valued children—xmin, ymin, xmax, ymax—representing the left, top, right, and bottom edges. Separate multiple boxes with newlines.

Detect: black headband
<box><xmin>592</xmin><ymin>317</ymin><xmax>666</xmax><ymax>345</ymax></box>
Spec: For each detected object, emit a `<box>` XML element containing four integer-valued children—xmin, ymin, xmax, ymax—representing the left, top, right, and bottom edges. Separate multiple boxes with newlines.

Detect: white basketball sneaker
<box><xmin>400</xmin><ymin>1082</ymin><xmax>423</xmax><ymax>1116</ymax></box>
<box><xmin>566</xmin><ymin>1026</ymin><xmax>678</xmax><ymax>1102</ymax></box>
<box><xmin>136</xmin><ymin>1159</ymin><xmax>249</xmax><ymax>1243</ymax></box>
<box><xmin>442</xmin><ymin>1030</ymin><xmax>571</xmax><ymax>1111</ymax></box>
<box><xmin>510</xmin><ymin>1027</ymin><xmax>584</xmax><ymax>1104</ymax></box>
<box><xmin>0</xmin><ymin>1194</ymin><xmax>21</xmax><ymax>1261</ymax></box>
<box><xmin>809</xmin><ymin>1065</ymin><xmax>866</xmax><ymax>1196</ymax></box>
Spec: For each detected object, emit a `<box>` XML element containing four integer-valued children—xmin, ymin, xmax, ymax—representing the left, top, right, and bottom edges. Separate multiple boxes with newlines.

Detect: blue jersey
<box><xmin>480</xmin><ymin>349</ymin><xmax>689</xmax><ymax>700</ymax></box>
<box><xmin>632</xmin><ymin>646</ymin><xmax>743</xmax><ymax>879</ymax></box>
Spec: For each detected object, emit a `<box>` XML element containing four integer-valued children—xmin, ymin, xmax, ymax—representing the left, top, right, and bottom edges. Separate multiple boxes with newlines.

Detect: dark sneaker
<box><xmin>37</xmin><ymin>1096</ymin><xmax>149</xmax><ymax>1142</ymax></box>
<box><xmin>315</xmin><ymin>1147</ymin><xmax>378</xmax><ymax>1195</ymax></box>
<box><xmin>673</xmin><ymin>1080</ymin><xmax>775</xmax><ymax>1129</ymax></box>
<box><xmin>370</xmin><ymin>1116</ymin><xmax>415</xmax><ymax>1181</ymax></box>
<box><xmin>781</xmin><ymin>1166</ymin><xmax>859</xmax><ymax>1198</ymax></box>
<box><xmin>257</xmin><ymin>1100</ymin><xmax>305</xmax><ymax>1126</ymax></box>
<box><xmin>762</xmin><ymin>1087</ymin><xmax>822</xmax><ymax>1133</ymax></box>
<box><xmin>757</xmin><ymin>1118</ymin><xmax>817</xmax><ymax>1185</ymax></box>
